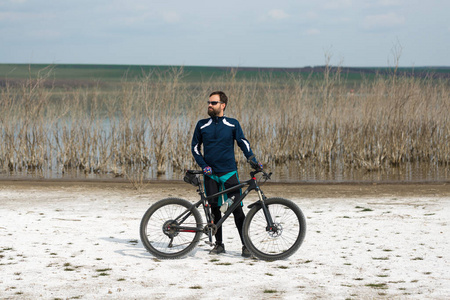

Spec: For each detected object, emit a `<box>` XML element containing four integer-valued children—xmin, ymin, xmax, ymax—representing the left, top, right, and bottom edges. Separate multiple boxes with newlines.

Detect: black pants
<box><xmin>204</xmin><ymin>172</ymin><xmax>246</xmax><ymax>245</ymax></box>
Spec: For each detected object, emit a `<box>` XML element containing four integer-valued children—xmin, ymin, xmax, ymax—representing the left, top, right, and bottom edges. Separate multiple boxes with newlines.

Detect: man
<box><xmin>191</xmin><ymin>91</ymin><xmax>262</xmax><ymax>257</ymax></box>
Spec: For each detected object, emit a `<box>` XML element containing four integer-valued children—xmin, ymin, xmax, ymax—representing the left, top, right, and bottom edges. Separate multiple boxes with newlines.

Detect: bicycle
<box><xmin>139</xmin><ymin>160</ymin><xmax>306</xmax><ymax>261</ymax></box>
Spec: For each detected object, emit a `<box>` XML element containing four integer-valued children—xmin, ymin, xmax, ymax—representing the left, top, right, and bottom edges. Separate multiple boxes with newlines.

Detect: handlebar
<box><xmin>250</xmin><ymin>168</ymin><xmax>272</xmax><ymax>181</ymax></box>
<box><xmin>186</xmin><ymin>156</ymin><xmax>272</xmax><ymax>185</ymax></box>
<box><xmin>246</xmin><ymin>155</ymin><xmax>271</xmax><ymax>182</ymax></box>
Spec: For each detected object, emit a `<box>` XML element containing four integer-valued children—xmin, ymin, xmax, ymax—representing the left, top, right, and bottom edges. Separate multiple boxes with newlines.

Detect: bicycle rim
<box><xmin>140</xmin><ymin>198</ymin><xmax>202</xmax><ymax>259</ymax></box>
<box><xmin>243</xmin><ymin>198</ymin><xmax>306</xmax><ymax>261</ymax></box>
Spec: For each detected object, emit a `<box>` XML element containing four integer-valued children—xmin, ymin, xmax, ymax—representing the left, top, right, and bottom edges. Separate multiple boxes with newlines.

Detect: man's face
<box><xmin>207</xmin><ymin>94</ymin><xmax>225</xmax><ymax>117</ymax></box>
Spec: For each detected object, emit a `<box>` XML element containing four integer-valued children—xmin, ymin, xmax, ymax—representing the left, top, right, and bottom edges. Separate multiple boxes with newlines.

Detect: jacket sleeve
<box><xmin>191</xmin><ymin>122</ymin><xmax>208</xmax><ymax>169</ymax></box>
<box><xmin>234</xmin><ymin>120</ymin><xmax>255</xmax><ymax>160</ymax></box>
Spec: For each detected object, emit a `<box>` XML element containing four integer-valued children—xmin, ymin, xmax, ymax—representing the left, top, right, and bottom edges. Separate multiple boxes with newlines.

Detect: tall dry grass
<box><xmin>0</xmin><ymin>66</ymin><xmax>449</xmax><ymax>184</ymax></box>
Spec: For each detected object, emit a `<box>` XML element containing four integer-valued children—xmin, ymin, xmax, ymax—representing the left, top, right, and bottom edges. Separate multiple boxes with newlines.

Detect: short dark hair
<box><xmin>209</xmin><ymin>91</ymin><xmax>228</xmax><ymax>111</ymax></box>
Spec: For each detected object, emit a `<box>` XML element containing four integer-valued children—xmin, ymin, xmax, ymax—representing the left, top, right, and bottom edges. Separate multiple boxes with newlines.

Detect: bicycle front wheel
<box><xmin>140</xmin><ymin>198</ymin><xmax>203</xmax><ymax>259</ymax></box>
<box><xmin>243</xmin><ymin>198</ymin><xmax>306</xmax><ymax>261</ymax></box>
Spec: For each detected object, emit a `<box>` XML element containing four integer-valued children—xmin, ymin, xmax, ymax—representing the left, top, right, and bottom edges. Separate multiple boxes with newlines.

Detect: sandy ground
<box><xmin>1</xmin><ymin>180</ymin><xmax>449</xmax><ymax>299</ymax></box>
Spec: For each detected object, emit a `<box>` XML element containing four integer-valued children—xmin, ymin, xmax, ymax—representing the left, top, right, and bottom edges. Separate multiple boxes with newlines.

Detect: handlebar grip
<box><xmin>249</xmin><ymin>159</ymin><xmax>258</xmax><ymax>169</ymax></box>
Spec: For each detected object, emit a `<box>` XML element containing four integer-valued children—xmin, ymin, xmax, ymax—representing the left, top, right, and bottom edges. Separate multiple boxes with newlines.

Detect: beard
<box><xmin>208</xmin><ymin>106</ymin><xmax>221</xmax><ymax>117</ymax></box>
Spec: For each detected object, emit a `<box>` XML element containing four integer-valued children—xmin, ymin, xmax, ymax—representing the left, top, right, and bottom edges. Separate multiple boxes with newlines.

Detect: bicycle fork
<box><xmin>250</xmin><ymin>188</ymin><xmax>276</xmax><ymax>231</ymax></box>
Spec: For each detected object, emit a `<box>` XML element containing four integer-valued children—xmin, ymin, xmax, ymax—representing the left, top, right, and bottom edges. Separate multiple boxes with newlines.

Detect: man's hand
<box><xmin>248</xmin><ymin>156</ymin><xmax>263</xmax><ymax>171</ymax></box>
<box><xmin>203</xmin><ymin>166</ymin><xmax>212</xmax><ymax>176</ymax></box>
<box><xmin>257</xmin><ymin>162</ymin><xmax>263</xmax><ymax>171</ymax></box>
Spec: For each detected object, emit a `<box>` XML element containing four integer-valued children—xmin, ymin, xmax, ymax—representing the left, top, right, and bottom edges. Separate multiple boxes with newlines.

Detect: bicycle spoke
<box><xmin>243</xmin><ymin>198</ymin><xmax>306</xmax><ymax>260</ymax></box>
<box><xmin>255</xmin><ymin>205</ymin><xmax>297</xmax><ymax>251</ymax></box>
<box><xmin>146</xmin><ymin>205</ymin><xmax>196</xmax><ymax>253</ymax></box>
<box><xmin>140</xmin><ymin>198</ymin><xmax>203</xmax><ymax>259</ymax></box>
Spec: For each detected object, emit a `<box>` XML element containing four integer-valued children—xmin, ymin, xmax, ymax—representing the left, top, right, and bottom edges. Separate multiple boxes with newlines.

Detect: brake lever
<box><xmin>263</xmin><ymin>171</ymin><xmax>272</xmax><ymax>180</ymax></box>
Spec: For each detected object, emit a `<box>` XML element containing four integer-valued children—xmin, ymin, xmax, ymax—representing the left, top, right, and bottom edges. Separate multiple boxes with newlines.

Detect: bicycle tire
<box><xmin>242</xmin><ymin>197</ymin><xmax>306</xmax><ymax>261</ymax></box>
<box><xmin>140</xmin><ymin>198</ymin><xmax>203</xmax><ymax>259</ymax></box>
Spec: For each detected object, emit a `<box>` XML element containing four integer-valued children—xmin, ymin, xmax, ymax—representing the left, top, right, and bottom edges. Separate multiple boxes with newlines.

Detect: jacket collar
<box><xmin>211</xmin><ymin>115</ymin><xmax>225</xmax><ymax>123</ymax></box>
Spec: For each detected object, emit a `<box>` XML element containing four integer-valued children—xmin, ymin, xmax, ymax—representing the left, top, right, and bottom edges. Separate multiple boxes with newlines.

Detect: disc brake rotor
<box><xmin>268</xmin><ymin>223</ymin><xmax>283</xmax><ymax>237</ymax></box>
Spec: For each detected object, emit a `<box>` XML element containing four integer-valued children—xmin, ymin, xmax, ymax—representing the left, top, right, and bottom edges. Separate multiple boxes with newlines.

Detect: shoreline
<box><xmin>1</xmin><ymin>179</ymin><xmax>449</xmax><ymax>198</ymax></box>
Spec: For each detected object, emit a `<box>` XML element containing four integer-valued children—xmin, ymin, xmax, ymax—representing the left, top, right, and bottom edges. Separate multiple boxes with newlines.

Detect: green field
<box><xmin>1</xmin><ymin>63</ymin><xmax>449</xmax><ymax>85</ymax></box>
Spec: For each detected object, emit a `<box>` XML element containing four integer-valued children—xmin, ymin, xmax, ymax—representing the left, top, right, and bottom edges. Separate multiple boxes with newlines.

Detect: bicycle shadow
<box><xmin>99</xmin><ymin>236</ymin><xmax>205</xmax><ymax>260</ymax></box>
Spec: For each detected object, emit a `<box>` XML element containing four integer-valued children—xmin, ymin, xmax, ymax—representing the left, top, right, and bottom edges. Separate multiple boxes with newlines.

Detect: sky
<box><xmin>0</xmin><ymin>0</ymin><xmax>449</xmax><ymax>68</ymax></box>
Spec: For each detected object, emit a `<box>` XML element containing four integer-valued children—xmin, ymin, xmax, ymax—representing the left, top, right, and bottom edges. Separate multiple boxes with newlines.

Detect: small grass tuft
<box><xmin>95</xmin><ymin>268</ymin><xmax>112</xmax><ymax>276</ymax></box>
<box><xmin>64</xmin><ymin>268</ymin><xmax>75</xmax><ymax>271</ymax></box>
<box><xmin>365</xmin><ymin>283</ymin><xmax>388</xmax><ymax>289</ymax></box>
<box><xmin>96</xmin><ymin>268</ymin><xmax>112</xmax><ymax>272</ymax></box>
<box><xmin>189</xmin><ymin>285</ymin><xmax>202</xmax><ymax>289</ymax></box>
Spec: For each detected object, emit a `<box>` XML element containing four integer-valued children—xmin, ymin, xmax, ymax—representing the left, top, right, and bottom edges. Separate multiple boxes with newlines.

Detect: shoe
<box><xmin>209</xmin><ymin>242</ymin><xmax>225</xmax><ymax>255</ymax></box>
<box><xmin>241</xmin><ymin>246</ymin><xmax>251</xmax><ymax>258</ymax></box>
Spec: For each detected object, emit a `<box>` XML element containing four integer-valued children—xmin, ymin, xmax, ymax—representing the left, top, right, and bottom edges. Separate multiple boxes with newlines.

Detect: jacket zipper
<box><xmin>214</xmin><ymin>117</ymin><xmax>218</xmax><ymax>139</ymax></box>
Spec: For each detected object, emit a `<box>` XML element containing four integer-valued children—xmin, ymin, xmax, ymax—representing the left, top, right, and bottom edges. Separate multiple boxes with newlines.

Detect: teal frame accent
<box><xmin>204</xmin><ymin>171</ymin><xmax>242</xmax><ymax>206</ymax></box>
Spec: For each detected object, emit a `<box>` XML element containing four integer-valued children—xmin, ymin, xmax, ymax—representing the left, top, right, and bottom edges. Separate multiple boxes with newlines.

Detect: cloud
<box><xmin>162</xmin><ymin>11</ymin><xmax>181</xmax><ymax>24</ymax></box>
<box><xmin>360</xmin><ymin>0</ymin><xmax>403</xmax><ymax>8</ymax></box>
<box><xmin>375</xmin><ymin>0</ymin><xmax>403</xmax><ymax>7</ymax></box>
<box><xmin>363</xmin><ymin>12</ymin><xmax>405</xmax><ymax>30</ymax></box>
<box><xmin>28</xmin><ymin>29</ymin><xmax>62</xmax><ymax>40</ymax></box>
<box><xmin>306</xmin><ymin>28</ymin><xmax>320</xmax><ymax>35</ymax></box>
<box><xmin>322</xmin><ymin>0</ymin><xmax>352</xmax><ymax>10</ymax></box>
<box><xmin>0</xmin><ymin>11</ymin><xmax>50</xmax><ymax>22</ymax></box>
<box><xmin>267</xmin><ymin>9</ymin><xmax>289</xmax><ymax>20</ymax></box>
<box><xmin>305</xmin><ymin>11</ymin><xmax>319</xmax><ymax>20</ymax></box>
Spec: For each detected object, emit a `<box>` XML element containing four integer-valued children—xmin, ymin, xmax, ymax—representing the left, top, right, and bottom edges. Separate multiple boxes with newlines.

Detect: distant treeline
<box><xmin>1</xmin><ymin>64</ymin><xmax>449</xmax><ymax>87</ymax></box>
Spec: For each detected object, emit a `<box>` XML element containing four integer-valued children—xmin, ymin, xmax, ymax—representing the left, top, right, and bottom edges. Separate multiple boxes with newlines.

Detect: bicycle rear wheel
<box><xmin>140</xmin><ymin>198</ymin><xmax>203</xmax><ymax>259</ymax></box>
<box><xmin>243</xmin><ymin>198</ymin><xmax>306</xmax><ymax>261</ymax></box>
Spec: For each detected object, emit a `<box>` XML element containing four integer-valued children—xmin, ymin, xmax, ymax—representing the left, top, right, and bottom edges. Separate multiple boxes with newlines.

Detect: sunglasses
<box><xmin>207</xmin><ymin>101</ymin><xmax>223</xmax><ymax>106</ymax></box>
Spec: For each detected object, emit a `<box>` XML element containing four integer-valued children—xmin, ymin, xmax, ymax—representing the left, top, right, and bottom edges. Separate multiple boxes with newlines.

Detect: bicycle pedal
<box><xmin>205</xmin><ymin>241</ymin><xmax>214</xmax><ymax>246</ymax></box>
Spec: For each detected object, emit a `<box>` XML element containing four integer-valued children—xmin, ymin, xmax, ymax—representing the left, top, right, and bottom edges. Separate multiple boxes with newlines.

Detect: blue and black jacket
<box><xmin>191</xmin><ymin>116</ymin><xmax>255</xmax><ymax>173</ymax></box>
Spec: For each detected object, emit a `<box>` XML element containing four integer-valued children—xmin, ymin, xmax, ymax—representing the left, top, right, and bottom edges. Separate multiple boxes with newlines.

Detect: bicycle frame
<box><xmin>174</xmin><ymin>171</ymin><xmax>275</xmax><ymax>241</ymax></box>
<box><xmin>140</xmin><ymin>166</ymin><xmax>306</xmax><ymax>260</ymax></box>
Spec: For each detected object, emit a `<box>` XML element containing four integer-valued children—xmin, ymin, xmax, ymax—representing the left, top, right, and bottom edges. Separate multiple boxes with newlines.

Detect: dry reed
<box><xmin>0</xmin><ymin>66</ymin><xmax>449</xmax><ymax>183</ymax></box>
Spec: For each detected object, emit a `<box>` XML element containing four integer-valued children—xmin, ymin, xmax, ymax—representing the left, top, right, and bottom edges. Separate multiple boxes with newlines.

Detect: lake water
<box><xmin>2</xmin><ymin>161</ymin><xmax>449</xmax><ymax>183</ymax></box>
